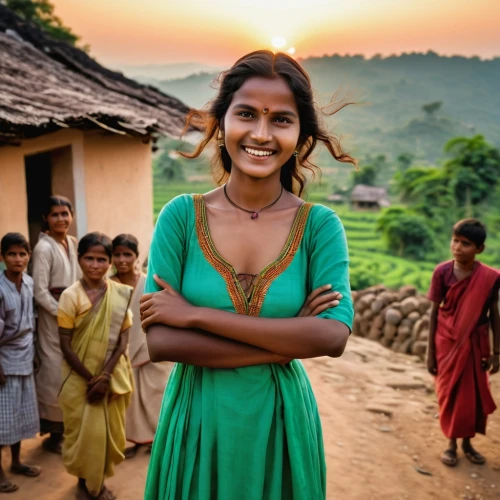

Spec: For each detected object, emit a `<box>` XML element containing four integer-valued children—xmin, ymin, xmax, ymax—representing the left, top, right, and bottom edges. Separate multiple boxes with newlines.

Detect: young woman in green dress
<box><xmin>140</xmin><ymin>50</ymin><xmax>355</xmax><ymax>500</ymax></box>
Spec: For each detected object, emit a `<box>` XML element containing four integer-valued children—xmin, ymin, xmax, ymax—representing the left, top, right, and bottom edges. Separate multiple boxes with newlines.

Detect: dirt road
<box><xmin>3</xmin><ymin>336</ymin><xmax>499</xmax><ymax>499</ymax></box>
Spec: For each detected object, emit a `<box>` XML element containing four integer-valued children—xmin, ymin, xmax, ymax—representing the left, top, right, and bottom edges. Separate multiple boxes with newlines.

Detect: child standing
<box><xmin>110</xmin><ymin>234</ymin><xmax>172</xmax><ymax>459</ymax></box>
<box><xmin>427</xmin><ymin>219</ymin><xmax>500</xmax><ymax>467</ymax></box>
<box><xmin>0</xmin><ymin>233</ymin><xmax>41</xmax><ymax>493</ymax></box>
<box><xmin>58</xmin><ymin>232</ymin><xmax>134</xmax><ymax>500</ymax></box>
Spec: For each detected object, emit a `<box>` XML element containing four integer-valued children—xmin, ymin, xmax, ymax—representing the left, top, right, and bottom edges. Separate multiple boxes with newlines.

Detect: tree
<box><xmin>155</xmin><ymin>150</ymin><xmax>185</xmax><ymax>182</ymax></box>
<box><xmin>396</xmin><ymin>152</ymin><xmax>415</xmax><ymax>173</ymax></box>
<box><xmin>5</xmin><ymin>0</ymin><xmax>83</xmax><ymax>47</ymax></box>
<box><xmin>377</xmin><ymin>207</ymin><xmax>435</xmax><ymax>260</ymax></box>
<box><xmin>422</xmin><ymin>101</ymin><xmax>442</xmax><ymax>118</ymax></box>
<box><xmin>351</xmin><ymin>165</ymin><xmax>377</xmax><ymax>187</ymax></box>
<box><xmin>443</xmin><ymin>135</ymin><xmax>500</xmax><ymax>208</ymax></box>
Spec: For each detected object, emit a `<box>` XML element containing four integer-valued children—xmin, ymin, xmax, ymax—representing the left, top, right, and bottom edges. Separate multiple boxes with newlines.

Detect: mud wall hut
<box><xmin>0</xmin><ymin>6</ymin><xmax>189</xmax><ymax>255</ymax></box>
<box><xmin>351</xmin><ymin>185</ymin><xmax>390</xmax><ymax>210</ymax></box>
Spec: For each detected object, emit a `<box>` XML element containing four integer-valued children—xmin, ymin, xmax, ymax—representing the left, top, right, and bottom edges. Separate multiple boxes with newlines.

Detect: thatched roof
<box><xmin>351</xmin><ymin>185</ymin><xmax>390</xmax><ymax>206</ymax></box>
<box><xmin>0</xmin><ymin>5</ymin><xmax>190</xmax><ymax>145</ymax></box>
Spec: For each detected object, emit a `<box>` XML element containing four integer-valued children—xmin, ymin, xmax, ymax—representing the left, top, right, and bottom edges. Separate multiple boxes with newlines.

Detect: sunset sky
<box><xmin>52</xmin><ymin>0</ymin><xmax>499</xmax><ymax>68</ymax></box>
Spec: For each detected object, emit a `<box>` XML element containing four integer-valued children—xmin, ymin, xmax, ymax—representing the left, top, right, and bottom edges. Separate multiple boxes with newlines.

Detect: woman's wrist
<box><xmin>189</xmin><ymin>306</ymin><xmax>209</xmax><ymax>330</ymax></box>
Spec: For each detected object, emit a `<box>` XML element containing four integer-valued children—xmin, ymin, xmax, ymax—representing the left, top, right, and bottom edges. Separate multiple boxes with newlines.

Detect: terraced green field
<box><xmin>153</xmin><ymin>180</ymin><xmax>498</xmax><ymax>291</ymax></box>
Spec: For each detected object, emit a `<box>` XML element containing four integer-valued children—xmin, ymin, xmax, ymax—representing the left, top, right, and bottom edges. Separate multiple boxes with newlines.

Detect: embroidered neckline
<box><xmin>194</xmin><ymin>194</ymin><xmax>312</xmax><ymax>316</ymax></box>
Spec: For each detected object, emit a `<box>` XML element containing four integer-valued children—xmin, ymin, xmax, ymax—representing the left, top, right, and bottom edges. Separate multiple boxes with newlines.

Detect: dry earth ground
<box><xmin>3</xmin><ymin>336</ymin><xmax>499</xmax><ymax>500</ymax></box>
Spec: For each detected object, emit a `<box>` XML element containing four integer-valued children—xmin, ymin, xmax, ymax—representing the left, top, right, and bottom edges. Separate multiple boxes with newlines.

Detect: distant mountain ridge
<box><xmin>141</xmin><ymin>52</ymin><xmax>500</xmax><ymax>174</ymax></box>
<box><xmin>121</xmin><ymin>62</ymin><xmax>222</xmax><ymax>81</ymax></box>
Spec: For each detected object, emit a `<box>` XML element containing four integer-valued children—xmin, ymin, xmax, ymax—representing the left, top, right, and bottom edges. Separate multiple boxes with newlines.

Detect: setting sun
<box><xmin>271</xmin><ymin>36</ymin><xmax>287</xmax><ymax>49</ymax></box>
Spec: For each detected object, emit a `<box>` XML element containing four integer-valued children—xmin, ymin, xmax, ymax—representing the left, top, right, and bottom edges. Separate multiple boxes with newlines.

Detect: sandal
<box><xmin>0</xmin><ymin>480</ymin><xmax>19</xmax><ymax>493</ymax></box>
<box><xmin>464</xmin><ymin>450</ymin><xmax>486</xmax><ymax>465</ymax></box>
<box><xmin>10</xmin><ymin>464</ymin><xmax>41</xmax><ymax>477</ymax></box>
<box><xmin>441</xmin><ymin>449</ymin><xmax>458</xmax><ymax>467</ymax></box>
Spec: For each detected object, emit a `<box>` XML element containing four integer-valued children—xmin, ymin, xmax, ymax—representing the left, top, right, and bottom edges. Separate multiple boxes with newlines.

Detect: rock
<box><xmin>371</xmin><ymin>297</ymin><xmax>386</xmax><ymax>314</ymax></box>
<box><xmin>386</xmin><ymin>364</ymin><xmax>406</xmax><ymax>373</ymax></box>
<box><xmin>377</xmin><ymin>425</ymin><xmax>394</xmax><ymax>432</ymax></box>
<box><xmin>380</xmin><ymin>336</ymin><xmax>392</xmax><ymax>348</ymax></box>
<box><xmin>383</xmin><ymin>323</ymin><xmax>398</xmax><ymax>341</ymax></box>
<box><xmin>400</xmin><ymin>318</ymin><xmax>413</xmax><ymax>329</ymax></box>
<box><xmin>386</xmin><ymin>381</ymin><xmax>427</xmax><ymax>391</ymax></box>
<box><xmin>362</xmin><ymin>308</ymin><xmax>375</xmax><ymax>321</ymax></box>
<box><xmin>358</xmin><ymin>293</ymin><xmax>376</xmax><ymax>312</ymax></box>
<box><xmin>352</xmin><ymin>315</ymin><xmax>361</xmax><ymax>336</ymax></box>
<box><xmin>396</xmin><ymin>325</ymin><xmax>412</xmax><ymax>342</ymax></box>
<box><xmin>360</xmin><ymin>319</ymin><xmax>371</xmax><ymax>337</ymax></box>
<box><xmin>397</xmin><ymin>337</ymin><xmax>414</xmax><ymax>354</ymax></box>
<box><xmin>386</xmin><ymin>308</ymin><xmax>403</xmax><ymax>326</ymax></box>
<box><xmin>366</xmin><ymin>404</ymin><xmax>393</xmax><ymax>417</ymax></box>
<box><xmin>414</xmin><ymin>466</ymin><xmax>433</xmax><ymax>476</ymax></box>
<box><xmin>411</xmin><ymin>340</ymin><xmax>428</xmax><ymax>358</ymax></box>
<box><xmin>390</xmin><ymin>301</ymin><xmax>402</xmax><ymax>312</ymax></box>
<box><xmin>401</xmin><ymin>297</ymin><xmax>419</xmax><ymax>316</ymax></box>
<box><xmin>322</xmin><ymin>373</ymin><xmax>346</xmax><ymax>384</ymax></box>
<box><xmin>367</xmin><ymin>327</ymin><xmax>383</xmax><ymax>341</ymax></box>
<box><xmin>419</xmin><ymin>330</ymin><xmax>429</xmax><ymax>342</ymax></box>
<box><xmin>412</xmin><ymin>317</ymin><xmax>429</xmax><ymax>340</ymax></box>
<box><xmin>398</xmin><ymin>285</ymin><xmax>418</xmax><ymax>299</ymax></box>
<box><xmin>372</xmin><ymin>314</ymin><xmax>385</xmax><ymax>329</ymax></box>
<box><xmin>407</xmin><ymin>311</ymin><xmax>421</xmax><ymax>323</ymax></box>
<box><xmin>418</xmin><ymin>297</ymin><xmax>431</xmax><ymax>314</ymax></box>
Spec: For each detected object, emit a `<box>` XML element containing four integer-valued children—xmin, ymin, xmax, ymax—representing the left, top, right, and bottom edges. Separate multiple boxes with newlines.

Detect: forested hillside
<box><xmin>148</xmin><ymin>52</ymin><xmax>500</xmax><ymax>171</ymax></box>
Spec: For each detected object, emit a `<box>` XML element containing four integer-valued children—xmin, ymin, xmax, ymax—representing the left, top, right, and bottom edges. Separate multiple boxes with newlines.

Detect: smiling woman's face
<box><xmin>223</xmin><ymin>76</ymin><xmax>300</xmax><ymax>180</ymax></box>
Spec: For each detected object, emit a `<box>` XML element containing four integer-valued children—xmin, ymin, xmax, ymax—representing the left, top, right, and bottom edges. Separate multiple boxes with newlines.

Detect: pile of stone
<box><xmin>352</xmin><ymin>285</ymin><xmax>430</xmax><ymax>360</ymax></box>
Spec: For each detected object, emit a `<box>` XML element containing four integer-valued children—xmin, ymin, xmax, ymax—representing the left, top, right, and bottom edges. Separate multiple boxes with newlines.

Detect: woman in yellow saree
<box><xmin>57</xmin><ymin>232</ymin><xmax>133</xmax><ymax>500</ymax></box>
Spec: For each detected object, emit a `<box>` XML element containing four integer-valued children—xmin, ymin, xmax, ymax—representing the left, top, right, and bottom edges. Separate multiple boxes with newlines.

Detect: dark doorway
<box><xmin>24</xmin><ymin>146</ymin><xmax>75</xmax><ymax>249</ymax></box>
<box><xmin>25</xmin><ymin>152</ymin><xmax>52</xmax><ymax>248</ymax></box>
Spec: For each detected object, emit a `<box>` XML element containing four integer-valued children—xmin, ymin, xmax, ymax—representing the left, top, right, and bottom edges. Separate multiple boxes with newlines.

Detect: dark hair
<box><xmin>44</xmin><ymin>195</ymin><xmax>74</xmax><ymax>218</ymax></box>
<box><xmin>112</xmin><ymin>234</ymin><xmax>139</xmax><ymax>256</ymax></box>
<box><xmin>77</xmin><ymin>232</ymin><xmax>113</xmax><ymax>260</ymax></box>
<box><xmin>1</xmin><ymin>232</ymin><xmax>30</xmax><ymax>256</ymax></box>
<box><xmin>453</xmin><ymin>218</ymin><xmax>487</xmax><ymax>247</ymax></box>
<box><xmin>181</xmin><ymin>50</ymin><xmax>356</xmax><ymax>197</ymax></box>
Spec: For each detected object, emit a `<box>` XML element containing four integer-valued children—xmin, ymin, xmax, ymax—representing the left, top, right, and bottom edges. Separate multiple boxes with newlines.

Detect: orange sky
<box><xmin>52</xmin><ymin>0</ymin><xmax>500</xmax><ymax>68</ymax></box>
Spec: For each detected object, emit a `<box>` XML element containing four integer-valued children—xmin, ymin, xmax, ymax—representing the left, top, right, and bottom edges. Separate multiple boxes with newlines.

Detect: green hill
<box><xmin>150</xmin><ymin>52</ymin><xmax>500</xmax><ymax>167</ymax></box>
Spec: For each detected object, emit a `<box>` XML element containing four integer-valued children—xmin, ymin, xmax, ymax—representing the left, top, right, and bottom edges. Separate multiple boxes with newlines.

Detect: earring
<box><xmin>218</xmin><ymin>131</ymin><xmax>225</xmax><ymax>149</ymax></box>
<box><xmin>293</xmin><ymin>151</ymin><xmax>299</xmax><ymax>157</ymax></box>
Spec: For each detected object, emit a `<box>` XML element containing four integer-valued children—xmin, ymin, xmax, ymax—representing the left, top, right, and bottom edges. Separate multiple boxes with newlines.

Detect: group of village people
<box><xmin>0</xmin><ymin>195</ymin><xmax>171</xmax><ymax>499</ymax></box>
<box><xmin>1</xmin><ymin>194</ymin><xmax>500</xmax><ymax>499</ymax></box>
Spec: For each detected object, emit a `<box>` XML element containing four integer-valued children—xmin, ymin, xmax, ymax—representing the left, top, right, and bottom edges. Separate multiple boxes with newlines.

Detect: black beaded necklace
<box><xmin>223</xmin><ymin>184</ymin><xmax>283</xmax><ymax>220</ymax></box>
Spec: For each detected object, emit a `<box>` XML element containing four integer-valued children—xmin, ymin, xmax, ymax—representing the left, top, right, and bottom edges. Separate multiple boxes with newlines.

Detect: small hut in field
<box><xmin>0</xmin><ymin>5</ymin><xmax>189</xmax><ymax>254</ymax></box>
<box><xmin>351</xmin><ymin>185</ymin><xmax>390</xmax><ymax>211</ymax></box>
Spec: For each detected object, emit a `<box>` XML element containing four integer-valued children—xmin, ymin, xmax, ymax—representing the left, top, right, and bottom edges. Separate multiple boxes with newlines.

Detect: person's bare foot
<box><xmin>125</xmin><ymin>444</ymin><xmax>141</xmax><ymax>459</ymax></box>
<box><xmin>78</xmin><ymin>480</ymin><xmax>116</xmax><ymax>500</ymax></box>
<box><xmin>97</xmin><ymin>486</ymin><xmax>116</xmax><ymax>500</ymax></box>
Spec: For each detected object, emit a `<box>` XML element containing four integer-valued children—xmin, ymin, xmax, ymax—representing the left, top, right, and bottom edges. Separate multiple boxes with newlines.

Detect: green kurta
<box><xmin>144</xmin><ymin>194</ymin><xmax>353</xmax><ymax>500</ymax></box>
